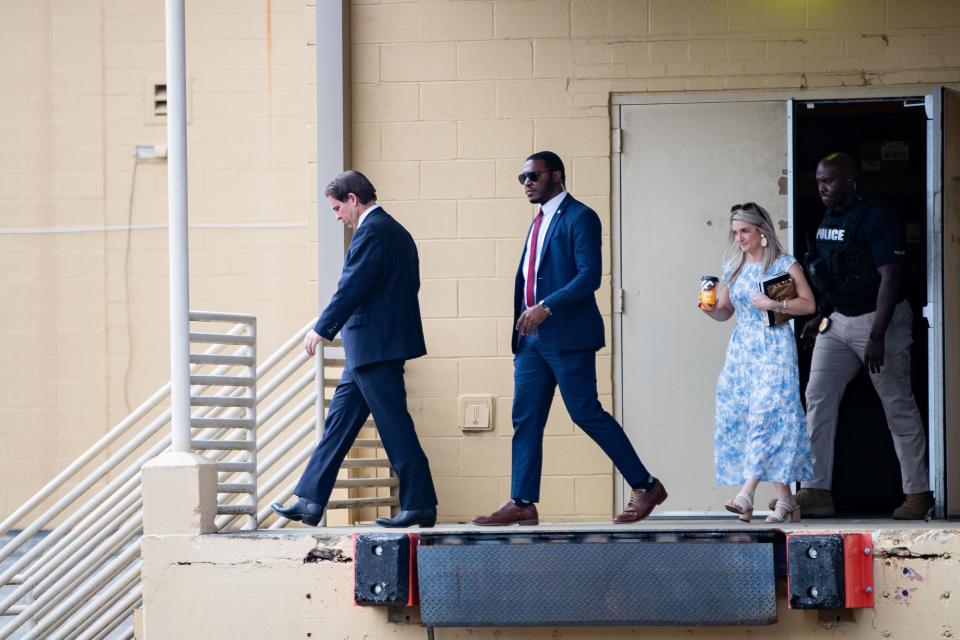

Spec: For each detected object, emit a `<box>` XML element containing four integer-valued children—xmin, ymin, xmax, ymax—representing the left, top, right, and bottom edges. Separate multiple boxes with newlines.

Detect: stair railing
<box><xmin>1</xmin><ymin>313</ymin><xmax>398</xmax><ymax>639</ymax></box>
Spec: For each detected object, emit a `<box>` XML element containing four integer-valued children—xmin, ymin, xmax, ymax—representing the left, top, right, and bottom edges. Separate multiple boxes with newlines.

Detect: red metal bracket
<box><xmin>406</xmin><ymin>532</ymin><xmax>420</xmax><ymax>607</ymax></box>
<box><xmin>842</xmin><ymin>532</ymin><xmax>875</xmax><ymax>608</ymax></box>
<box><xmin>786</xmin><ymin>532</ymin><xmax>875</xmax><ymax>609</ymax></box>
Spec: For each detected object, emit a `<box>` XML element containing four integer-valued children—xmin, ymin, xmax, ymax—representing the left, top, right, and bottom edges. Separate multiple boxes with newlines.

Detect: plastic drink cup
<box><xmin>699</xmin><ymin>276</ymin><xmax>719</xmax><ymax>308</ymax></box>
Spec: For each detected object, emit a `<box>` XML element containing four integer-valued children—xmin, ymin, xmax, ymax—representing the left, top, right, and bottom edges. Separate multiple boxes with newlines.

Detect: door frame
<box><xmin>612</xmin><ymin>86</ymin><xmax>948</xmax><ymax>517</ymax></box>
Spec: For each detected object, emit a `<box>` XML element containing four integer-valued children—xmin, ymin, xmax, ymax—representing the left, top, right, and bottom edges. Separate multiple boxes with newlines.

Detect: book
<box><xmin>758</xmin><ymin>272</ymin><xmax>797</xmax><ymax>326</ymax></box>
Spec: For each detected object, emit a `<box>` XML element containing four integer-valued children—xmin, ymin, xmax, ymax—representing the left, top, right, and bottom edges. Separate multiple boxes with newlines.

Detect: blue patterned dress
<box><xmin>714</xmin><ymin>254</ymin><xmax>814</xmax><ymax>485</ymax></box>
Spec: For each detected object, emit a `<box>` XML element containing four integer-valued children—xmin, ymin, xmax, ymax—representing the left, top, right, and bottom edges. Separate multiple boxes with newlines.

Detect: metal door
<box><xmin>614</xmin><ymin>100</ymin><xmax>789</xmax><ymax>514</ymax></box>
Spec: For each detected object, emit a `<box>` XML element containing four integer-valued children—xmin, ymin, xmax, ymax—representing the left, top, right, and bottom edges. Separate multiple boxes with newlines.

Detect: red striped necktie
<box><xmin>525</xmin><ymin>208</ymin><xmax>545</xmax><ymax>308</ymax></box>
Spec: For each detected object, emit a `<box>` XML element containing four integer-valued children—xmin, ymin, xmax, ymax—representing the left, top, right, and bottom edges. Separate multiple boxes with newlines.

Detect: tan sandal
<box><xmin>766</xmin><ymin>499</ymin><xmax>801</xmax><ymax>523</ymax></box>
<box><xmin>724</xmin><ymin>492</ymin><xmax>754</xmax><ymax>522</ymax></box>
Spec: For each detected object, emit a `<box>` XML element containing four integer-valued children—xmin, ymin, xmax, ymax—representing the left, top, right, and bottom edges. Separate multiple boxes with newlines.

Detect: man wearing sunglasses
<box><xmin>473</xmin><ymin>151</ymin><xmax>667</xmax><ymax>526</ymax></box>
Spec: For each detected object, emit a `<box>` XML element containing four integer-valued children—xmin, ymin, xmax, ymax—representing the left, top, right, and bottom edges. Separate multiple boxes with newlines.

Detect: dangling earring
<box><xmin>760</xmin><ymin>235</ymin><xmax>768</xmax><ymax>248</ymax></box>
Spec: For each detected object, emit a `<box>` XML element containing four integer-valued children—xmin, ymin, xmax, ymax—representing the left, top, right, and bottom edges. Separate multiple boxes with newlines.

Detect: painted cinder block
<box><xmin>381</xmin><ymin>42</ymin><xmax>458</xmax><ymax>82</ymax></box>
<box><xmin>421</xmin><ymin>160</ymin><xmax>497</xmax><ymax>199</ymax></box>
<box><xmin>534</xmin><ymin>39</ymin><xmax>574</xmax><ymax>78</ymax></box>
<box><xmin>419</xmin><ymin>239</ymin><xmax>497</xmax><ymax>278</ymax></box>
<box><xmin>386</xmin><ymin>199</ymin><xmax>459</xmax><ymax>239</ymax></box>
<box><xmin>494</xmin><ymin>0</ymin><xmax>570</xmax><ymax>40</ymax></box>
<box><xmin>458</xmin><ymin>198</ymin><xmax>532</xmax><ymax>238</ymax></box>
<box><xmin>459</xmin><ymin>40</ymin><xmax>533</xmax><ymax>80</ymax></box>
<box><xmin>423</xmin><ymin>318</ymin><xmax>499</xmax><ymax>357</ymax></box>
<box><xmin>419</xmin><ymin>1</ymin><xmax>493</xmax><ymax>42</ymax></box>
<box><xmin>420</xmin><ymin>81</ymin><xmax>497</xmax><ymax>120</ymax></box>
<box><xmin>459</xmin><ymin>119</ymin><xmax>534</xmax><ymax>160</ymax></box>
<box><xmin>351</xmin><ymin>4</ymin><xmax>418</xmax><ymax>44</ymax></box>
<box><xmin>459</xmin><ymin>436</ymin><xmax>511</xmax><ymax>478</ymax></box>
<box><xmin>381</xmin><ymin>121</ymin><xmax>458</xmax><ymax>160</ymax></box>
<box><xmin>457</xmin><ymin>278</ymin><xmax>514</xmax><ymax>318</ymax></box>
<box><xmin>571</xmin><ymin>0</ymin><xmax>650</xmax><ymax>38</ymax></box>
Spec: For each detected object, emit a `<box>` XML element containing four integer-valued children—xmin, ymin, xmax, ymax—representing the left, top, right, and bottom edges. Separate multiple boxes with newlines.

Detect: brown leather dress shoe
<box><xmin>472</xmin><ymin>501</ymin><xmax>539</xmax><ymax>526</ymax></box>
<box><xmin>614</xmin><ymin>480</ymin><xmax>667</xmax><ymax>523</ymax></box>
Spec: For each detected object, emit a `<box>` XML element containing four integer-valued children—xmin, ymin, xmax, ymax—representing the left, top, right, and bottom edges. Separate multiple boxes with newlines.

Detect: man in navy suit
<box><xmin>272</xmin><ymin>171</ymin><xmax>438</xmax><ymax>528</ymax></box>
<box><xmin>473</xmin><ymin>151</ymin><xmax>667</xmax><ymax>526</ymax></box>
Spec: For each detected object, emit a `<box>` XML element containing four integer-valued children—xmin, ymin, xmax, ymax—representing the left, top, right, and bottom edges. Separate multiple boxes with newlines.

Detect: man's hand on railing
<box><xmin>304</xmin><ymin>329</ymin><xmax>330</xmax><ymax>356</ymax></box>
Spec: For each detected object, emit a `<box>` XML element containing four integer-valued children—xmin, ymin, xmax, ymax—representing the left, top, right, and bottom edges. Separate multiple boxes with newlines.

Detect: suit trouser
<box><xmin>805</xmin><ymin>300</ymin><xmax>929</xmax><ymax>494</ymax></box>
<box><xmin>511</xmin><ymin>333</ymin><xmax>651</xmax><ymax>502</ymax></box>
<box><xmin>294</xmin><ymin>360</ymin><xmax>438</xmax><ymax>510</ymax></box>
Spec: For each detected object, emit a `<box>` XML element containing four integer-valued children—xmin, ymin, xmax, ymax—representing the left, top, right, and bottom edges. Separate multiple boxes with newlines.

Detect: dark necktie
<box><xmin>525</xmin><ymin>208</ymin><xmax>545</xmax><ymax>308</ymax></box>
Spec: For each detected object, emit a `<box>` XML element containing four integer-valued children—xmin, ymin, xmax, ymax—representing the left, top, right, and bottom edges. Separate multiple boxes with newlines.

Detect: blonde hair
<box><xmin>723</xmin><ymin>203</ymin><xmax>784</xmax><ymax>286</ymax></box>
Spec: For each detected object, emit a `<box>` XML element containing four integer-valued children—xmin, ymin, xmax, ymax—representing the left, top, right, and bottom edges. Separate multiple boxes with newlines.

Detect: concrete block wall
<box><xmin>347</xmin><ymin>0</ymin><xmax>960</xmax><ymax>523</ymax></box>
<box><xmin>4</xmin><ymin>0</ymin><xmax>960</xmax><ymax>525</ymax></box>
<box><xmin>0</xmin><ymin>0</ymin><xmax>312</xmax><ymax>515</ymax></box>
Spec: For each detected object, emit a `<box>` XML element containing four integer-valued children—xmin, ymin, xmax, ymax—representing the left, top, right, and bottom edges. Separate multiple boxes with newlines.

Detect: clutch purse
<box><xmin>758</xmin><ymin>273</ymin><xmax>797</xmax><ymax>326</ymax></box>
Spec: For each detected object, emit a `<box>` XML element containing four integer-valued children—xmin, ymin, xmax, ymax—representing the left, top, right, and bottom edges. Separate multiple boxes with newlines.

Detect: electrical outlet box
<box><xmin>460</xmin><ymin>394</ymin><xmax>493</xmax><ymax>431</ymax></box>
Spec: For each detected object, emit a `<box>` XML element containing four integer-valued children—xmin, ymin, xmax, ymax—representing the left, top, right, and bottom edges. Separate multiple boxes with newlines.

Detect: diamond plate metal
<box><xmin>418</xmin><ymin>540</ymin><xmax>777</xmax><ymax>627</ymax></box>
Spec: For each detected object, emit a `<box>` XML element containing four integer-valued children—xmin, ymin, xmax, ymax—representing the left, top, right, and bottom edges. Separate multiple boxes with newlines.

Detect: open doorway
<box><xmin>791</xmin><ymin>99</ymin><xmax>929</xmax><ymax>516</ymax></box>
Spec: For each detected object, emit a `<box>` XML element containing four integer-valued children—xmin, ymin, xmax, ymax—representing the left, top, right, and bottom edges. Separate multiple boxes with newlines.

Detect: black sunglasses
<box><xmin>517</xmin><ymin>170</ymin><xmax>553</xmax><ymax>185</ymax></box>
<box><xmin>730</xmin><ymin>202</ymin><xmax>759</xmax><ymax>213</ymax></box>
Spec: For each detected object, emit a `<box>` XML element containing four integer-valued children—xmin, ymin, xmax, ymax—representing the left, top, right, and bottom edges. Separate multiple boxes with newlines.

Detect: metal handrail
<box><xmin>1</xmin><ymin>315</ymin><xmax>397</xmax><ymax>638</ymax></box>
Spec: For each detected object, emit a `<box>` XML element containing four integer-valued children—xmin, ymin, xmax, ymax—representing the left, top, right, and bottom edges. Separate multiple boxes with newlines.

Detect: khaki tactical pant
<box><xmin>805</xmin><ymin>300</ymin><xmax>929</xmax><ymax>494</ymax></box>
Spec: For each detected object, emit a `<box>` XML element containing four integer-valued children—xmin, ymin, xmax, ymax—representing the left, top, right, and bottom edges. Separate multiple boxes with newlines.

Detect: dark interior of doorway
<box><xmin>792</xmin><ymin>98</ymin><xmax>929</xmax><ymax>517</ymax></box>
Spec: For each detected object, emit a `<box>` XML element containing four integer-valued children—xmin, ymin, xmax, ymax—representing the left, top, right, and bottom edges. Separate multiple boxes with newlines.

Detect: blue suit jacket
<box><xmin>315</xmin><ymin>208</ymin><xmax>427</xmax><ymax>369</ymax></box>
<box><xmin>512</xmin><ymin>193</ymin><xmax>605</xmax><ymax>353</ymax></box>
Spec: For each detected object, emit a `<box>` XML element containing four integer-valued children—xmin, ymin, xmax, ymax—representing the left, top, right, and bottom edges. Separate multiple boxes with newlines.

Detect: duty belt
<box><xmin>834</xmin><ymin>301</ymin><xmax>876</xmax><ymax>317</ymax></box>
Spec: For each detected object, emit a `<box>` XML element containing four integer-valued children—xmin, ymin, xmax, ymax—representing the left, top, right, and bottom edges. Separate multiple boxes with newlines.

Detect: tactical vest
<box><xmin>811</xmin><ymin>196</ymin><xmax>882</xmax><ymax>312</ymax></box>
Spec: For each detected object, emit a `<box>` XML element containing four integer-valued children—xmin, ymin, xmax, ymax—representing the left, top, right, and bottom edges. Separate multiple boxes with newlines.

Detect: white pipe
<box><xmin>0</xmin><ymin>330</ymin><xmax>245</xmax><ymax>564</ymax></box>
<box><xmin>0</xmin><ymin>382</ymin><xmax>167</xmax><ymax>538</ymax></box>
<box><xmin>76</xmin><ymin>585</ymin><xmax>141</xmax><ymax>640</ymax></box>
<box><xmin>315</xmin><ymin>348</ymin><xmax>326</xmax><ymax>444</ymax></box>
<box><xmin>0</xmin><ymin>423</ymin><xmax>163</xmax><ymax>572</ymax></box>
<box><xmin>36</xmin><ymin>558</ymin><xmax>141</xmax><ymax>640</ymax></box>
<box><xmin>259</xmin><ymin>351</ymin><xmax>311</xmax><ymax>400</ymax></box>
<box><xmin>46</xmin><ymin>567</ymin><xmax>140</xmax><ymax>640</ymax></box>
<box><xmin>266</xmin><ymin>481</ymin><xmax>297</xmax><ymax>528</ymax></box>
<box><xmin>214</xmin><ymin>414</ymin><xmax>311</xmax><ymax>530</ymax></box>
<box><xmin>257</xmin><ymin>395</ymin><xmax>315</xmax><ymax>451</ymax></box>
<box><xmin>165</xmin><ymin>0</ymin><xmax>191</xmax><ymax>453</ymax></box>
<box><xmin>14</xmin><ymin>538</ymin><xmax>142</xmax><ymax>640</ymax></box>
<box><xmin>26</xmin><ymin>520</ymin><xmax>141</xmax><ymax>626</ymax></box>
<box><xmin>256</xmin><ymin>320</ymin><xmax>313</xmax><ymax>379</ymax></box>
<box><xmin>257</xmin><ymin>429</ymin><xmax>314</xmax><ymax>496</ymax></box>
<box><xmin>2</xmin><ymin>533</ymin><xmax>140</xmax><ymax>639</ymax></box>
<box><xmin>256</xmin><ymin>371</ymin><xmax>314</xmax><ymax>431</ymax></box>
<box><xmin>0</xmin><ymin>489</ymin><xmax>140</xmax><ymax>612</ymax></box>
<box><xmin>33</xmin><ymin>499</ymin><xmax>142</xmax><ymax>598</ymax></box>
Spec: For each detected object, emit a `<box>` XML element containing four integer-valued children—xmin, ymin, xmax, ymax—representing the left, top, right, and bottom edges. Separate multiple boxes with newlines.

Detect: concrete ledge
<box><xmin>140</xmin><ymin>521</ymin><xmax>960</xmax><ymax>639</ymax></box>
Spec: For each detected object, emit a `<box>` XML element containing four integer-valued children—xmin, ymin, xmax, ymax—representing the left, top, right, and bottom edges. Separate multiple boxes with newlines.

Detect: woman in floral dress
<box><xmin>699</xmin><ymin>203</ymin><xmax>816</xmax><ymax>523</ymax></box>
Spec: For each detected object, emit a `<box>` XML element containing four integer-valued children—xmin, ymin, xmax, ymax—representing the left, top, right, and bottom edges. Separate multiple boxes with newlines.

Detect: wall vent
<box><xmin>145</xmin><ymin>77</ymin><xmax>189</xmax><ymax>126</ymax></box>
<box><xmin>153</xmin><ymin>84</ymin><xmax>167</xmax><ymax>117</ymax></box>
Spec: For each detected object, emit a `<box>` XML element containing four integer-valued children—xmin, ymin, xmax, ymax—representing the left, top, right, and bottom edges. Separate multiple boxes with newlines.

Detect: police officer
<box><xmin>791</xmin><ymin>152</ymin><xmax>932</xmax><ymax>520</ymax></box>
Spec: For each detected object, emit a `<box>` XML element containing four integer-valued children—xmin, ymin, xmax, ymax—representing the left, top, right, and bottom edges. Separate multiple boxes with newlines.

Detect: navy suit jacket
<box><xmin>315</xmin><ymin>208</ymin><xmax>427</xmax><ymax>369</ymax></box>
<box><xmin>512</xmin><ymin>193</ymin><xmax>605</xmax><ymax>353</ymax></box>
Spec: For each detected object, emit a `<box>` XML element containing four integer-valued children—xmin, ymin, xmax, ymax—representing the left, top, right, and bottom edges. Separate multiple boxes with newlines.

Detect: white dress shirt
<box><xmin>356</xmin><ymin>203</ymin><xmax>381</xmax><ymax>229</ymax></box>
<box><xmin>521</xmin><ymin>191</ymin><xmax>566</xmax><ymax>308</ymax></box>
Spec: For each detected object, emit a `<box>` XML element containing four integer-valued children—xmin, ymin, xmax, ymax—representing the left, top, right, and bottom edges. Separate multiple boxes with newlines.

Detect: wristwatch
<box><xmin>537</xmin><ymin>300</ymin><xmax>552</xmax><ymax>316</ymax></box>
<box><xmin>869</xmin><ymin>331</ymin><xmax>885</xmax><ymax>341</ymax></box>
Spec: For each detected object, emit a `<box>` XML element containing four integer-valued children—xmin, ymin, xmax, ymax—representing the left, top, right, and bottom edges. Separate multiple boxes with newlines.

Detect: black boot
<box><xmin>375</xmin><ymin>507</ymin><xmax>437</xmax><ymax>528</ymax></box>
<box><xmin>271</xmin><ymin>497</ymin><xmax>325</xmax><ymax>526</ymax></box>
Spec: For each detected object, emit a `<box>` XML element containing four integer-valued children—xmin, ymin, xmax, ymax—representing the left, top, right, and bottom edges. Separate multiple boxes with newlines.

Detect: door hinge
<box><xmin>612</xmin><ymin>128</ymin><xmax>622</xmax><ymax>154</ymax></box>
<box><xmin>614</xmin><ymin>288</ymin><xmax>625</xmax><ymax>314</ymax></box>
<box><xmin>922</xmin><ymin>303</ymin><xmax>936</xmax><ymax>328</ymax></box>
